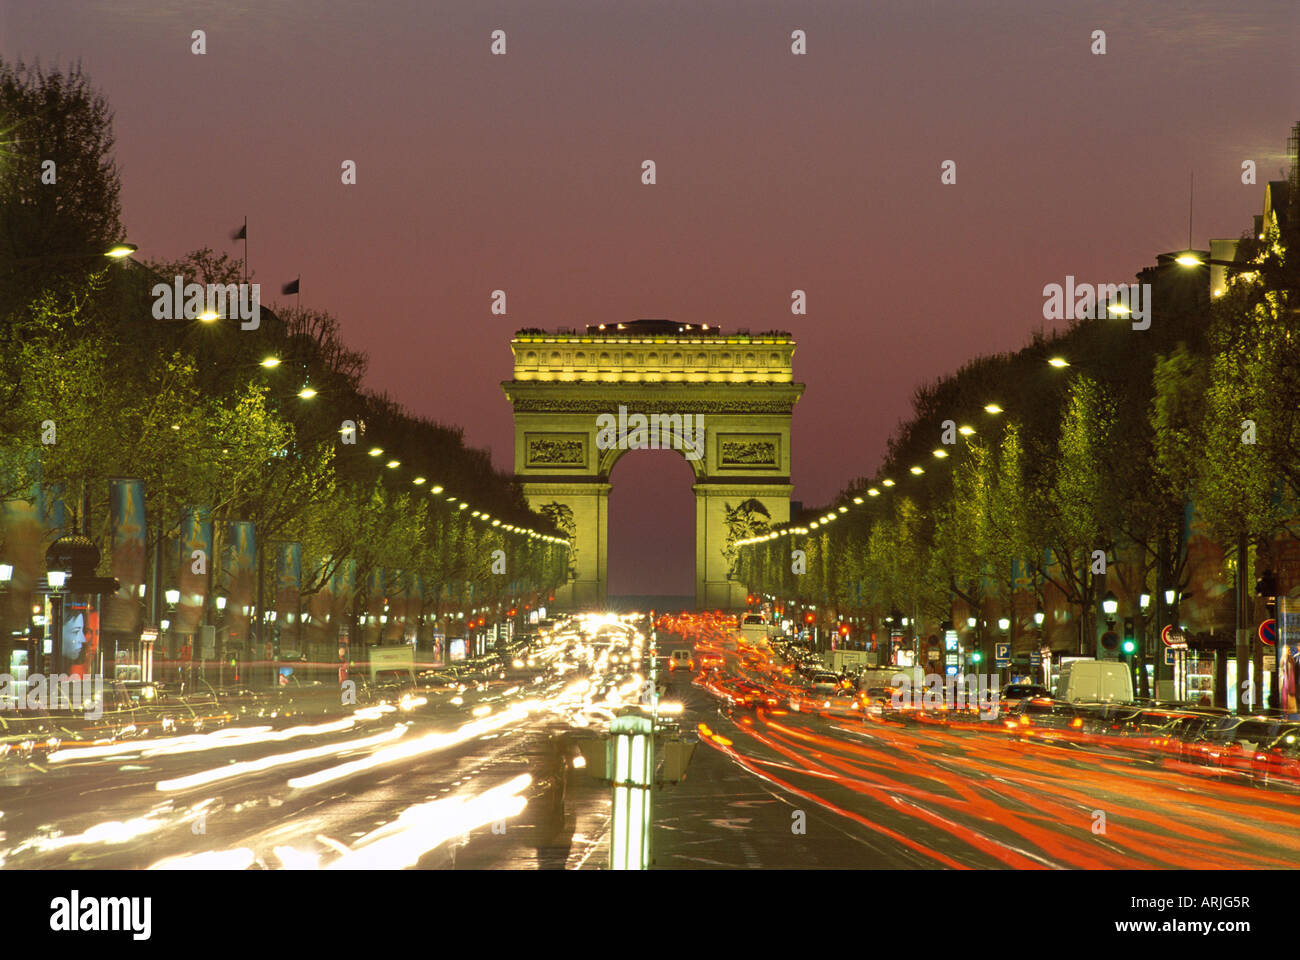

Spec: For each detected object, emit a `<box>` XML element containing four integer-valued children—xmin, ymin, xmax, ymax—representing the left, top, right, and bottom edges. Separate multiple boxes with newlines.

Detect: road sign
<box><xmin>1160</xmin><ymin>624</ymin><xmax>1186</xmax><ymax>647</ymax></box>
<box><xmin>1259</xmin><ymin>618</ymin><xmax>1277</xmax><ymax>646</ymax></box>
<box><xmin>1101</xmin><ymin>631</ymin><xmax>1119</xmax><ymax>650</ymax></box>
<box><xmin>995</xmin><ymin>642</ymin><xmax>1010</xmax><ymax>667</ymax></box>
<box><xmin>1164</xmin><ymin>646</ymin><xmax>1180</xmax><ymax>666</ymax></box>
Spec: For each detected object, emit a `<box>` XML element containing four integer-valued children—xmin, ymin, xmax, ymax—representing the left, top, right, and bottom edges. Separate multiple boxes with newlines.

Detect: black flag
<box><xmin>231</xmin><ymin>223</ymin><xmax>246</xmax><ymax>240</ymax></box>
<box><xmin>282</xmin><ymin>278</ymin><xmax>300</xmax><ymax>295</ymax></box>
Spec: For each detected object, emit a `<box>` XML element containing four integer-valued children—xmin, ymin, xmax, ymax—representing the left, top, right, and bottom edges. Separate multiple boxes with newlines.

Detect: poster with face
<box><xmin>1281</xmin><ymin>642</ymin><xmax>1297</xmax><ymax>717</ymax></box>
<box><xmin>62</xmin><ymin>610</ymin><xmax>87</xmax><ymax>664</ymax></box>
<box><xmin>63</xmin><ymin>604</ymin><xmax>100</xmax><ymax>675</ymax></box>
<box><xmin>1282</xmin><ymin>597</ymin><xmax>1300</xmax><ymax>720</ymax></box>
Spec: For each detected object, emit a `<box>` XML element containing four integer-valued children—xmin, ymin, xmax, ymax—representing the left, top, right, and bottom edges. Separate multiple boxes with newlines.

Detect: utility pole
<box><xmin>1236</xmin><ymin>534</ymin><xmax>1252</xmax><ymax>712</ymax></box>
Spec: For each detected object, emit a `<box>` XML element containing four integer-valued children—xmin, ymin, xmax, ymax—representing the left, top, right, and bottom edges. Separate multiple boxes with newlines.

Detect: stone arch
<box><xmin>596</xmin><ymin>433</ymin><xmax>707</xmax><ymax>483</ymax></box>
<box><xmin>504</xmin><ymin>329</ymin><xmax>803</xmax><ymax>609</ymax></box>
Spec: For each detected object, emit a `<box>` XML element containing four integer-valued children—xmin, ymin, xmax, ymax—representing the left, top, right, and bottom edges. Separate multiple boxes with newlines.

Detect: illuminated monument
<box><xmin>503</xmin><ymin>320</ymin><xmax>804</xmax><ymax>609</ymax></box>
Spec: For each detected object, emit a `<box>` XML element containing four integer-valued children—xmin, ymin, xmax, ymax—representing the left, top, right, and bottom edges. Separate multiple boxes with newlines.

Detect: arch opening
<box><xmin>606</xmin><ymin>449</ymin><xmax>697</xmax><ymax>606</ymax></box>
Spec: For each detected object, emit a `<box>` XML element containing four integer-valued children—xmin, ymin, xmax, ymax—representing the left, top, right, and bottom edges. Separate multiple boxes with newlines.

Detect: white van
<box><xmin>1056</xmin><ymin>659</ymin><xmax>1134</xmax><ymax>704</ymax></box>
<box><xmin>739</xmin><ymin>614</ymin><xmax>771</xmax><ymax>642</ymax></box>
<box><xmin>669</xmin><ymin>648</ymin><xmax>695</xmax><ymax>672</ymax></box>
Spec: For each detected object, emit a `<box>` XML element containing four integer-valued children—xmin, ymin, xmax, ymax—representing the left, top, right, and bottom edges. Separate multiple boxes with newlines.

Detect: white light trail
<box><xmin>149</xmin><ymin>848</ymin><xmax>255</xmax><ymax>870</ymax></box>
<box><xmin>325</xmin><ymin>774</ymin><xmax>531</xmax><ymax>870</ymax></box>
<box><xmin>155</xmin><ymin>725</ymin><xmax>409</xmax><ymax>792</ymax></box>
<box><xmin>286</xmin><ymin>702</ymin><xmax>543</xmax><ymax>792</ymax></box>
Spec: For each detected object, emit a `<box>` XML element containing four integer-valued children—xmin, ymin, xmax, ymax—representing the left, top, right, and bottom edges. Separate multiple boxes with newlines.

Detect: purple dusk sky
<box><xmin>4</xmin><ymin>1</ymin><xmax>1297</xmax><ymax>596</ymax></box>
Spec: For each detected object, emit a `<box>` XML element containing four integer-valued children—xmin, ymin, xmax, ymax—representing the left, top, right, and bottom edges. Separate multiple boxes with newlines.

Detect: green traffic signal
<box><xmin>1121</xmin><ymin>639</ymin><xmax>1136</xmax><ymax>654</ymax></box>
<box><xmin>970</xmin><ymin>651</ymin><xmax>982</xmax><ymax>663</ymax></box>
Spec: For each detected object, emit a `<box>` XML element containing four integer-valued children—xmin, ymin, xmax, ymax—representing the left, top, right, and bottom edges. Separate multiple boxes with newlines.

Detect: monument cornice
<box><xmin>501</xmin><ymin>380</ymin><xmax>805</xmax><ymax>413</ymax></box>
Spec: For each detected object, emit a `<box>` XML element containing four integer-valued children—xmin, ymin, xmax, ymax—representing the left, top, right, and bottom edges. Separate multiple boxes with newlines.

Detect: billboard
<box><xmin>104</xmin><ymin>478</ymin><xmax>146</xmax><ymax>634</ymax></box>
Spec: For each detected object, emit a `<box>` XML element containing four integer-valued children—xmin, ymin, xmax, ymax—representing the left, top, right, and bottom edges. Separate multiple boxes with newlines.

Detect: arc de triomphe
<box><xmin>502</xmin><ymin>319</ymin><xmax>804</xmax><ymax>610</ymax></box>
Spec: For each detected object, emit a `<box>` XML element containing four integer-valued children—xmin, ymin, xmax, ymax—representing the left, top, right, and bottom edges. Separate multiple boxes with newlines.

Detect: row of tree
<box><xmin>0</xmin><ymin>60</ymin><xmax>570</xmax><ymax>648</ymax></box>
<box><xmin>739</xmin><ymin>135</ymin><xmax>1299</xmax><ymax>693</ymax></box>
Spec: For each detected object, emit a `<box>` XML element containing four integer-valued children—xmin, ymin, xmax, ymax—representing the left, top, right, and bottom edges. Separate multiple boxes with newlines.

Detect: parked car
<box><xmin>1251</xmin><ymin>730</ymin><xmax>1300</xmax><ymax>789</ymax></box>
<box><xmin>1000</xmin><ymin>683</ymin><xmax>1052</xmax><ymax>709</ymax></box>
<box><xmin>809</xmin><ymin>672</ymin><xmax>840</xmax><ymax>696</ymax></box>
<box><xmin>1001</xmin><ymin>698</ymin><xmax>1086</xmax><ymax>740</ymax></box>
<box><xmin>1184</xmin><ymin>715</ymin><xmax>1300</xmax><ymax>773</ymax></box>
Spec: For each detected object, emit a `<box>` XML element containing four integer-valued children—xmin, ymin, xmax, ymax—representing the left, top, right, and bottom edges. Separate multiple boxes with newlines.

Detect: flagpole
<box><xmin>296</xmin><ymin>274</ymin><xmax>300</xmax><ymax>312</ymax></box>
<box><xmin>243</xmin><ymin>216</ymin><xmax>248</xmax><ymax>285</ymax></box>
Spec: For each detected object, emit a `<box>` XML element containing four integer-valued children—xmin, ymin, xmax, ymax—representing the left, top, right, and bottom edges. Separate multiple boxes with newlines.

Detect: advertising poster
<box><xmin>226</xmin><ymin>521</ymin><xmax>256</xmax><ymax>647</ymax></box>
<box><xmin>105</xmin><ymin>478</ymin><xmax>146</xmax><ymax>634</ymax></box>
<box><xmin>40</xmin><ymin>482</ymin><xmax>67</xmax><ymax>537</ymax></box>
<box><xmin>274</xmin><ymin>541</ymin><xmax>302</xmax><ymax>651</ymax></box>
<box><xmin>174</xmin><ymin>506</ymin><xmax>212</xmax><ymax>635</ymax></box>
<box><xmin>1280</xmin><ymin>596</ymin><xmax>1300</xmax><ymax>720</ymax></box>
<box><xmin>63</xmin><ymin>600</ymin><xmax>100</xmax><ymax>677</ymax></box>
<box><xmin>307</xmin><ymin>556</ymin><xmax>335</xmax><ymax>648</ymax></box>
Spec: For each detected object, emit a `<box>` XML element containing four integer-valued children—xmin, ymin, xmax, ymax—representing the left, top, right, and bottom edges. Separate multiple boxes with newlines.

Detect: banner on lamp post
<box><xmin>104</xmin><ymin>478</ymin><xmax>147</xmax><ymax>634</ymax></box>
<box><xmin>225</xmin><ymin>522</ymin><xmax>256</xmax><ymax>648</ymax></box>
<box><xmin>274</xmin><ymin>541</ymin><xmax>302</xmax><ymax>653</ymax></box>
<box><xmin>174</xmin><ymin>506</ymin><xmax>212</xmax><ymax>635</ymax></box>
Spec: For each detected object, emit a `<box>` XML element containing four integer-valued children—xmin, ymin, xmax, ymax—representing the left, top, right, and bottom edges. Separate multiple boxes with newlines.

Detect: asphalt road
<box><xmin>0</xmin><ymin>673</ymin><xmax>613</xmax><ymax>870</ymax></box>
<box><xmin>4</xmin><ymin>619</ymin><xmax>1296</xmax><ymax>871</ymax></box>
<box><xmin>654</xmin><ymin>627</ymin><xmax>1300</xmax><ymax>870</ymax></box>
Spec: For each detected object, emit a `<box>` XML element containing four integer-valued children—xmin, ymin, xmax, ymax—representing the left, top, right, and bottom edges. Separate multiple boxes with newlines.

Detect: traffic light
<box><xmin>1122</xmin><ymin>617</ymin><xmax>1136</xmax><ymax>655</ymax></box>
<box><xmin>969</xmin><ymin>650</ymin><xmax>983</xmax><ymax>664</ymax></box>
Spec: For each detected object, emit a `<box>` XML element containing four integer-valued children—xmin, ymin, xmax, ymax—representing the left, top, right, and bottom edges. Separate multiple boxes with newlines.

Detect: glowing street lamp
<box><xmin>608</xmin><ymin>711</ymin><xmax>654</xmax><ymax>869</ymax></box>
<box><xmin>984</xmin><ymin>403</ymin><xmax>1003</xmax><ymax>414</ymax></box>
<box><xmin>260</xmin><ymin>356</ymin><xmax>281</xmax><ymax>369</ymax></box>
<box><xmin>104</xmin><ymin>243</ymin><xmax>138</xmax><ymax>259</ymax></box>
<box><xmin>1048</xmin><ymin>356</ymin><xmax>1070</xmax><ymax>368</ymax></box>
